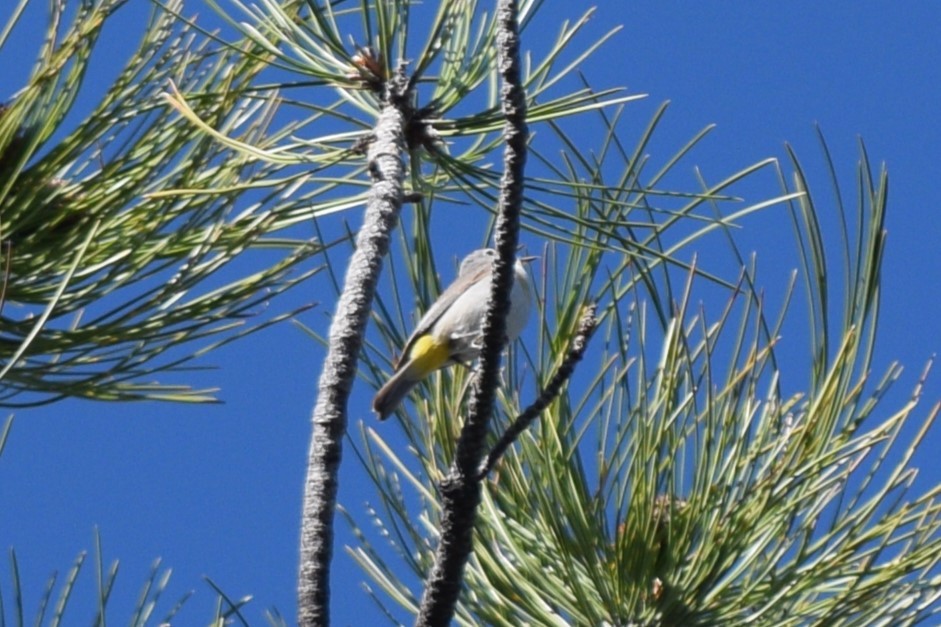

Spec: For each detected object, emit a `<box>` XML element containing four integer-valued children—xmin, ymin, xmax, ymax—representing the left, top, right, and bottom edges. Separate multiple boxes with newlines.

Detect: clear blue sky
<box><xmin>2</xmin><ymin>2</ymin><xmax>939</xmax><ymax>625</ymax></box>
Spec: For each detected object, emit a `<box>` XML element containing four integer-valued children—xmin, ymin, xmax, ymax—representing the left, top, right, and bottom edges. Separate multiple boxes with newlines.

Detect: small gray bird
<box><xmin>373</xmin><ymin>248</ymin><xmax>534</xmax><ymax>419</ymax></box>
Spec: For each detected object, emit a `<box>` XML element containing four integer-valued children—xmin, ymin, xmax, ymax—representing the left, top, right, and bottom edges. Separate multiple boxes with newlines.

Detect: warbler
<box><xmin>373</xmin><ymin>248</ymin><xmax>534</xmax><ymax>419</ymax></box>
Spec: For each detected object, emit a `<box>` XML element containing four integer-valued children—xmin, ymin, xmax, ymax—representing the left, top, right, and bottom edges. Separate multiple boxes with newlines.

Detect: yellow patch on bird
<box><xmin>407</xmin><ymin>334</ymin><xmax>451</xmax><ymax>377</ymax></box>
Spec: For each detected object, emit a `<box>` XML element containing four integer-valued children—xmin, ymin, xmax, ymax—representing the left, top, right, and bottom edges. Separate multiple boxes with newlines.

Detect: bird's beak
<box><xmin>514</xmin><ymin>244</ymin><xmax>538</xmax><ymax>264</ymax></box>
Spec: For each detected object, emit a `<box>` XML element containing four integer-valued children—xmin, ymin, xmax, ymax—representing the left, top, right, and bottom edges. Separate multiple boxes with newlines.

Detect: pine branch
<box><xmin>415</xmin><ymin>0</ymin><xmax>528</xmax><ymax>624</ymax></box>
<box><xmin>479</xmin><ymin>303</ymin><xmax>598</xmax><ymax>478</ymax></box>
<box><xmin>297</xmin><ymin>66</ymin><xmax>412</xmax><ymax>627</ymax></box>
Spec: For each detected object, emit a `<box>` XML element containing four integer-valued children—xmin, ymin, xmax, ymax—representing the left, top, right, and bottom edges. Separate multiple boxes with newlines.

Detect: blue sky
<box><xmin>2</xmin><ymin>2</ymin><xmax>940</xmax><ymax>625</ymax></box>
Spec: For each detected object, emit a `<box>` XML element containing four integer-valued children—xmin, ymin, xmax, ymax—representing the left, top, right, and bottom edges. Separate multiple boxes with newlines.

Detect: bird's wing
<box><xmin>394</xmin><ymin>265</ymin><xmax>491</xmax><ymax>368</ymax></box>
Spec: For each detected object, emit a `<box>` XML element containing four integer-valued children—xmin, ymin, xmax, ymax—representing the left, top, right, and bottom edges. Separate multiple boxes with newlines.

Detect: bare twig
<box><xmin>479</xmin><ymin>303</ymin><xmax>598</xmax><ymax>478</ymax></box>
<box><xmin>415</xmin><ymin>1</ymin><xmax>529</xmax><ymax>625</ymax></box>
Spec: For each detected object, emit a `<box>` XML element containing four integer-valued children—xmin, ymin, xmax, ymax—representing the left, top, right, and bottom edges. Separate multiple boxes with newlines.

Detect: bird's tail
<box><xmin>374</xmin><ymin>335</ymin><xmax>452</xmax><ymax>419</ymax></box>
<box><xmin>372</xmin><ymin>366</ymin><xmax>421</xmax><ymax>420</ymax></box>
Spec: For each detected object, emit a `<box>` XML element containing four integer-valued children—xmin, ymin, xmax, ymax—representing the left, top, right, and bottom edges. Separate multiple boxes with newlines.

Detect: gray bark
<box><xmin>415</xmin><ymin>1</ymin><xmax>528</xmax><ymax>624</ymax></box>
<box><xmin>297</xmin><ymin>71</ymin><xmax>410</xmax><ymax>626</ymax></box>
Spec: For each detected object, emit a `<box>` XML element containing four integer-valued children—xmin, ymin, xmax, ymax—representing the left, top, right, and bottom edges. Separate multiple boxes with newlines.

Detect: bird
<box><xmin>373</xmin><ymin>248</ymin><xmax>534</xmax><ymax>419</ymax></box>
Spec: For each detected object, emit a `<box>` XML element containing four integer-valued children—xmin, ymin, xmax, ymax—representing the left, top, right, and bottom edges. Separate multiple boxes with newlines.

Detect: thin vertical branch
<box><xmin>297</xmin><ymin>67</ymin><xmax>411</xmax><ymax>627</ymax></box>
<box><xmin>415</xmin><ymin>0</ymin><xmax>528</xmax><ymax>624</ymax></box>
